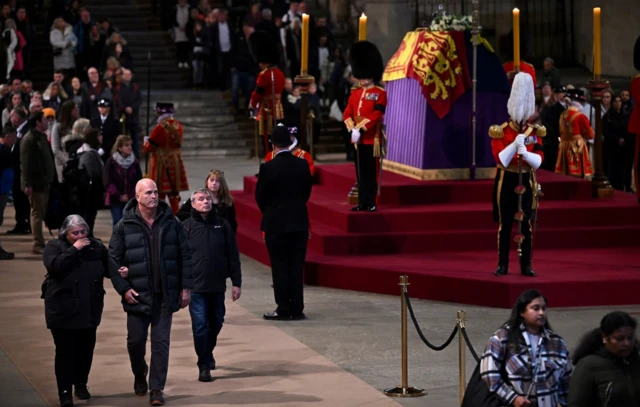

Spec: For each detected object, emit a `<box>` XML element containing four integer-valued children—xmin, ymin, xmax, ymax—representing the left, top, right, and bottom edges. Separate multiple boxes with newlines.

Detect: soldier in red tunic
<box><xmin>143</xmin><ymin>102</ymin><xmax>189</xmax><ymax>214</ymax></box>
<box><xmin>555</xmin><ymin>89</ymin><xmax>594</xmax><ymax>179</ymax></box>
<box><xmin>630</xmin><ymin>36</ymin><xmax>640</xmax><ymax>203</ymax></box>
<box><xmin>502</xmin><ymin>30</ymin><xmax>536</xmax><ymax>91</ymax></box>
<box><xmin>489</xmin><ymin>72</ymin><xmax>545</xmax><ymax>277</ymax></box>
<box><xmin>248</xmin><ymin>30</ymin><xmax>285</xmax><ymax>158</ymax></box>
<box><xmin>264</xmin><ymin>126</ymin><xmax>315</xmax><ymax>176</ymax></box>
<box><xmin>343</xmin><ymin>40</ymin><xmax>386</xmax><ymax>212</ymax></box>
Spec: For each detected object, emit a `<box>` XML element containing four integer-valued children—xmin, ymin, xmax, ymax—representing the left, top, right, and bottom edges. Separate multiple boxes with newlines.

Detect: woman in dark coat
<box><xmin>568</xmin><ymin>311</ymin><xmax>640</xmax><ymax>407</ymax></box>
<box><xmin>42</xmin><ymin>214</ymin><xmax>109</xmax><ymax>407</ymax></box>
<box><xmin>176</xmin><ymin>169</ymin><xmax>237</xmax><ymax>233</ymax></box>
<box><xmin>102</xmin><ymin>135</ymin><xmax>142</xmax><ymax>225</ymax></box>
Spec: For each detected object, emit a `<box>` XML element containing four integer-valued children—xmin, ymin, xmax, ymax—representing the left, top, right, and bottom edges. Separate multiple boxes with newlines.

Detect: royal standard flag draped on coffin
<box><xmin>383</xmin><ymin>30</ymin><xmax>471</xmax><ymax>119</ymax></box>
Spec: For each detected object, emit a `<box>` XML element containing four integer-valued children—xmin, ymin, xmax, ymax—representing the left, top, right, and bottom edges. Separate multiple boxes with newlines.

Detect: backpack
<box><xmin>61</xmin><ymin>150</ymin><xmax>91</xmax><ymax>208</ymax></box>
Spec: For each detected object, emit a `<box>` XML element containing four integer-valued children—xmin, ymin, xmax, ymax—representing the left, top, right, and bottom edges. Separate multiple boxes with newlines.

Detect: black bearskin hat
<box><xmin>249</xmin><ymin>30</ymin><xmax>279</xmax><ymax>65</ymax></box>
<box><xmin>349</xmin><ymin>41</ymin><xmax>384</xmax><ymax>82</ymax></box>
<box><xmin>634</xmin><ymin>36</ymin><xmax>640</xmax><ymax>71</ymax></box>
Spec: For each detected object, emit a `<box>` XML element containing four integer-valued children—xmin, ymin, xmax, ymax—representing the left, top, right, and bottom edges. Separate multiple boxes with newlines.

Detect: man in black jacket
<box><xmin>255</xmin><ymin>125</ymin><xmax>312</xmax><ymax>321</ymax></box>
<box><xmin>114</xmin><ymin>69</ymin><xmax>142</xmax><ymax>158</ymax></box>
<box><xmin>6</xmin><ymin>108</ymin><xmax>31</xmax><ymax>235</ymax></box>
<box><xmin>90</xmin><ymin>98</ymin><xmax>120</xmax><ymax>163</ymax></box>
<box><xmin>108</xmin><ymin>178</ymin><xmax>192</xmax><ymax>406</ymax></box>
<box><xmin>182</xmin><ymin>187</ymin><xmax>241</xmax><ymax>382</ymax></box>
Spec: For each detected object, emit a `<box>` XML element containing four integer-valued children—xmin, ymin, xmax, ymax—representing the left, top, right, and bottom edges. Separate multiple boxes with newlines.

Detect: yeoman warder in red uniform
<box><xmin>143</xmin><ymin>102</ymin><xmax>189</xmax><ymax>214</ymax></box>
<box><xmin>249</xmin><ymin>30</ymin><xmax>285</xmax><ymax>158</ymax></box>
<box><xmin>343</xmin><ymin>40</ymin><xmax>386</xmax><ymax>212</ymax></box>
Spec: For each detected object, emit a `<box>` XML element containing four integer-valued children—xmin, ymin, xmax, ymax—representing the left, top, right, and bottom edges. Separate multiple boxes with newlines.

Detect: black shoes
<box><xmin>263</xmin><ymin>311</ymin><xmax>289</xmax><ymax>320</ymax></box>
<box><xmin>493</xmin><ymin>265</ymin><xmax>536</xmax><ymax>277</ymax></box>
<box><xmin>494</xmin><ymin>265</ymin><xmax>508</xmax><ymax>276</ymax></box>
<box><xmin>351</xmin><ymin>205</ymin><xmax>377</xmax><ymax>212</ymax></box>
<box><xmin>198</xmin><ymin>365</ymin><xmax>213</xmax><ymax>382</ymax></box>
<box><xmin>59</xmin><ymin>390</ymin><xmax>74</xmax><ymax>407</ymax></box>
<box><xmin>6</xmin><ymin>225</ymin><xmax>30</xmax><ymax>235</ymax></box>
<box><xmin>263</xmin><ymin>311</ymin><xmax>306</xmax><ymax>320</ymax></box>
<box><xmin>521</xmin><ymin>266</ymin><xmax>536</xmax><ymax>277</ymax></box>
<box><xmin>0</xmin><ymin>246</ymin><xmax>14</xmax><ymax>260</ymax></box>
<box><xmin>134</xmin><ymin>364</ymin><xmax>149</xmax><ymax>396</ymax></box>
<box><xmin>150</xmin><ymin>390</ymin><xmax>165</xmax><ymax>406</ymax></box>
<box><xmin>74</xmin><ymin>384</ymin><xmax>91</xmax><ymax>400</ymax></box>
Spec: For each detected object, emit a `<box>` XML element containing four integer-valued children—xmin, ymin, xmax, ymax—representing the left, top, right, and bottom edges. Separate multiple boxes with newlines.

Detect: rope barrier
<box><xmin>403</xmin><ymin>291</ymin><xmax>458</xmax><ymax>351</ymax></box>
<box><xmin>460</xmin><ymin>327</ymin><xmax>481</xmax><ymax>363</ymax></box>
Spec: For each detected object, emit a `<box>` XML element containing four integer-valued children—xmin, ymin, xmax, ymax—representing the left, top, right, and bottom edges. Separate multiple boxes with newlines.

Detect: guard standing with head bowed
<box><xmin>489</xmin><ymin>72</ymin><xmax>545</xmax><ymax>278</ymax></box>
<box><xmin>248</xmin><ymin>30</ymin><xmax>285</xmax><ymax>159</ymax></box>
<box><xmin>343</xmin><ymin>40</ymin><xmax>387</xmax><ymax>212</ymax></box>
<box><xmin>143</xmin><ymin>102</ymin><xmax>189</xmax><ymax>214</ymax></box>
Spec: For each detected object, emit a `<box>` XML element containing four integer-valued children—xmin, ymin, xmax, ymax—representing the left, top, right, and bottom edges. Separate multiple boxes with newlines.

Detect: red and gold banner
<box><xmin>384</xmin><ymin>30</ymin><xmax>471</xmax><ymax>119</ymax></box>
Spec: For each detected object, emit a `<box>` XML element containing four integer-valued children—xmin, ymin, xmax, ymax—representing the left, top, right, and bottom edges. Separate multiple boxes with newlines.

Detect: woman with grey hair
<box><xmin>42</xmin><ymin>214</ymin><xmax>109</xmax><ymax>407</ymax></box>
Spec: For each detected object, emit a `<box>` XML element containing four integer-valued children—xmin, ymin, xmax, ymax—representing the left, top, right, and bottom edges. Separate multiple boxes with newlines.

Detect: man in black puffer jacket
<box><xmin>108</xmin><ymin>178</ymin><xmax>192</xmax><ymax>406</ymax></box>
<box><xmin>182</xmin><ymin>187</ymin><xmax>242</xmax><ymax>382</ymax></box>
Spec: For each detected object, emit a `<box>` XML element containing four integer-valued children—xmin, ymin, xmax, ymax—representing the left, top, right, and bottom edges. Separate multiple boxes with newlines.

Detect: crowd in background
<box><xmin>0</xmin><ymin>2</ymin><xmax>142</xmax><ymax>262</ymax></box>
<box><xmin>529</xmin><ymin>58</ymin><xmax>636</xmax><ymax>192</ymax></box>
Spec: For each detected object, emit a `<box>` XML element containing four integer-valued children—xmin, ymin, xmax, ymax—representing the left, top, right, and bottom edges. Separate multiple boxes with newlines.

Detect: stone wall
<box><xmin>347</xmin><ymin>0</ymin><xmax>637</xmax><ymax>78</ymax></box>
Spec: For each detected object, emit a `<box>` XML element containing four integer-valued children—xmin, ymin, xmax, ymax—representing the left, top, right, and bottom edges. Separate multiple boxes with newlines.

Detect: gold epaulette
<box><xmin>489</xmin><ymin>123</ymin><xmax>507</xmax><ymax>139</ymax></box>
<box><xmin>533</xmin><ymin>124</ymin><xmax>547</xmax><ymax>137</ymax></box>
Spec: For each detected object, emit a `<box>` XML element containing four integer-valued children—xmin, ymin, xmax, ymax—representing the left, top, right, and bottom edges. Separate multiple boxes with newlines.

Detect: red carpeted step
<box><xmin>303</xmin><ymin>248</ymin><xmax>640</xmax><ymax>308</ymax></box>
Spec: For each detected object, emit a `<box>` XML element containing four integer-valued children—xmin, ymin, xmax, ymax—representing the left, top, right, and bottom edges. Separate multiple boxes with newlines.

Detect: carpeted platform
<box><xmin>233</xmin><ymin>164</ymin><xmax>640</xmax><ymax>308</ymax></box>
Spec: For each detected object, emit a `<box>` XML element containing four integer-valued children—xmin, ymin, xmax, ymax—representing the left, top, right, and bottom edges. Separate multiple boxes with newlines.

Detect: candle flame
<box><xmin>513</xmin><ymin>8</ymin><xmax>519</xmax><ymax>12</ymax></box>
<box><xmin>361</xmin><ymin>13</ymin><xmax>366</xmax><ymax>17</ymax></box>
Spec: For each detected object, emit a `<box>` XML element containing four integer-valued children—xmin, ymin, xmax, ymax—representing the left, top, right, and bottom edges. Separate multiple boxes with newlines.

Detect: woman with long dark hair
<box><xmin>568</xmin><ymin>311</ymin><xmax>640</xmax><ymax>406</ymax></box>
<box><xmin>480</xmin><ymin>289</ymin><xmax>572</xmax><ymax>407</ymax></box>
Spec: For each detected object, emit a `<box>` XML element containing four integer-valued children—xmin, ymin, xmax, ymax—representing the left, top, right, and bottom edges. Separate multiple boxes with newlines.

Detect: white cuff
<box><xmin>522</xmin><ymin>152</ymin><xmax>542</xmax><ymax>170</ymax></box>
<box><xmin>498</xmin><ymin>142</ymin><xmax>517</xmax><ymax>167</ymax></box>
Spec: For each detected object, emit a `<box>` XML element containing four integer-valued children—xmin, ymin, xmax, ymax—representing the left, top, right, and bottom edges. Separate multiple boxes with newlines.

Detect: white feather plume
<box><xmin>507</xmin><ymin>72</ymin><xmax>535</xmax><ymax>124</ymax></box>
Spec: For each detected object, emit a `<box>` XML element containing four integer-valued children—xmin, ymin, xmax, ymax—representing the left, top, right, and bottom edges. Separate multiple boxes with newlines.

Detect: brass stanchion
<box><xmin>457</xmin><ymin>310</ymin><xmax>467</xmax><ymax>405</ymax></box>
<box><xmin>384</xmin><ymin>275</ymin><xmax>427</xmax><ymax>398</ymax></box>
<box><xmin>587</xmin><ymin>77</ymin><xmax>614</xmax><ymax>198</ymax></box>
<box><xmin>253</xmin><ymin>118</ymin><xmax>261</xmax><ymax>168</ymax></box>
<box><xmin>120</xmin><ymin>113</ymin><xmax>127</xmax><ymax>135</ymax></box>
<box><xmin>308</xmin><ymin>111</ymin><xmax>315</xmax><ymax>159</ymax></box>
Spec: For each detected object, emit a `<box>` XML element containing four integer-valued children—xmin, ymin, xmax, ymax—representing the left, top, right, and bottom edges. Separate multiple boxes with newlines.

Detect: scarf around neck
<box><xmin>113</xmin><ymin>151</ymin><xmax>135</xmax><ymax>169</ymax></box>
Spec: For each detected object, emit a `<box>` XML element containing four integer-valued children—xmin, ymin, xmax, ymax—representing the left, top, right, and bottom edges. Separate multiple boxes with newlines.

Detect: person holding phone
<box><xmin>42</xmin><ymin>214</ymin><xmax>109</xmax><ymax>407</ymax></box>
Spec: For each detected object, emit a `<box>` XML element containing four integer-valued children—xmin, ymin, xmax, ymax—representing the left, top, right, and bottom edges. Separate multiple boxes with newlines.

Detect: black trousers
<box><xmin>176</xmin><ymin>42</ymin><xmax>189</xmax><ymax>64</ymax></box>
<box><xmin>541</xmin><ymin>142</ymin><xmax>558</xmax><ymax>172</ymax></box>
<box><xmin>11</xmin><ymin>180</ymin><xmax>30</xmax><ymax>228</ymax></box>
<box><xmin>50</xmin><ymin>328</ymin><xmax>97</xmax><ymax>394</ymax></box>
<box><xmin>217</xmin><ymin>52</ymin><xmax>232</xmax><ymax>91</ymax></box>
<box><xmin>492</xmin><ymin>168</ymin><xmax>535</xmax><ymax>269</ymax></box>
<box><xmin>265</xmin><ymin>231</ymin><xmax>308</xmax><ymax>317</ymax></box>
<box><xmin>127</xmin><ymin>295</ymin><xmax>173</xmax><ymax>391</ymax></box>
<box><xmin>354</xmin><ymin>144</ymin><xmax>377</xmax><ymax>207</ymax></box>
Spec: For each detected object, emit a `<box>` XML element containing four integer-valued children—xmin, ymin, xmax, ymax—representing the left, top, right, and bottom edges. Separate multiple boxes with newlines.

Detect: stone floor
<box><xmin>1</xmin><ymin>156</ymin><xmax>638</xmax><ymax>407</ymax></box>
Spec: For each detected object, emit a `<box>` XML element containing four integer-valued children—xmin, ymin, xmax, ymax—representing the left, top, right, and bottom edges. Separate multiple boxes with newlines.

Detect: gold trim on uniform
<box><xmin>382</xmin><ymin>160</ymin><xmax>495</xmax><ymax>180</ymax></box>
<box><xmin>344</xmin><ymin>118</ymin><xmax>355</xmax><ymax>131</ymax></box>
<box><xmin>356</xmin><ymin>118</ymin><xmax>370</xmax><ymax>131</ymax></box>
<box><xmin>489</xmin><ymin>122</ymin><xmax>508</xmax><ymax>139</ymax></box>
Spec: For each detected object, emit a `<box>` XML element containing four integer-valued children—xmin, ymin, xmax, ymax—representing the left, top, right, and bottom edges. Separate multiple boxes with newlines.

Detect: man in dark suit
<box><xmin>255</xmin><ymin>124</ymin><xmax>312</xmax><ymax>321</ymax></box>
<box><xmin>90</xmin><ymin>98</ymin><xmax>120</xmax><ymax>163</ymax></box>
<box><xmin>7</xmin><ymin>108</ymin><xmax>31</xmax><ymax>235</ymax></box>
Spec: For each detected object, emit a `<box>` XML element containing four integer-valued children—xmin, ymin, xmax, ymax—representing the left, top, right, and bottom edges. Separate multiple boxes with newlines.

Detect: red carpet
<box><xmin>233</xmin><ymin>164</ymin><xmax>640</xmax><ymax>308</ymax></box>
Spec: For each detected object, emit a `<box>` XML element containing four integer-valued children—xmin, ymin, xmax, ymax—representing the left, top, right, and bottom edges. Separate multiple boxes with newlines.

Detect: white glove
<box><xmin>517</xmin><ymin>145</ymin><xmax>527</xmax><ymax>156</ymax></box>
<box><xmin>515</xmin><ymin>134</ymin><xmax>526</xmax><ymax>147</ymax></box>
<box><xmin>351</xmin><ymin>129</ymin><xmax>361</xmax><ymax>143</ymax></box>
<box><xmin>97</xmin><ymin>148</ymin><xmax>105</xmax><ymax>156</ymax></box>
<box><xmin>144</xmin><ymin>136</ymin><xmax>149</xmax><ymax>145</ymax></box>
<box><xmin>522</xmin><ymin>151</ymin><xmax>542</xmax><ymax>170</ymax></box>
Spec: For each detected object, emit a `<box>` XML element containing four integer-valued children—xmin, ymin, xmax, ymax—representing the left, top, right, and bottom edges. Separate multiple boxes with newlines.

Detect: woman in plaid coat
<box><xmin>480</xmin><ymin>289</ymin><xmax>572</xmax><ymax>407</ymax></box>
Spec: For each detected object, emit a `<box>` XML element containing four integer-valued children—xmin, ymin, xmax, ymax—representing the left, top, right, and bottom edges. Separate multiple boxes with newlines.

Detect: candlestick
<box><xmin>359</xmin><ymin>13</ymin><xmax>367</xmax><ymax>41</ymax></box>
<box><xmin>593</xmin><ymin>7</ymin><xmax>601</xmax><ymax>78</ymax></box>
<box><xmin>301</xmin><ymin>13</ymin><xmax>309</xmax><ymax>75</ymax></box>
<box><xmin>513</xmin><ymin>8</ymin><xmax>520</xmax><ymax>70</ymax></box>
